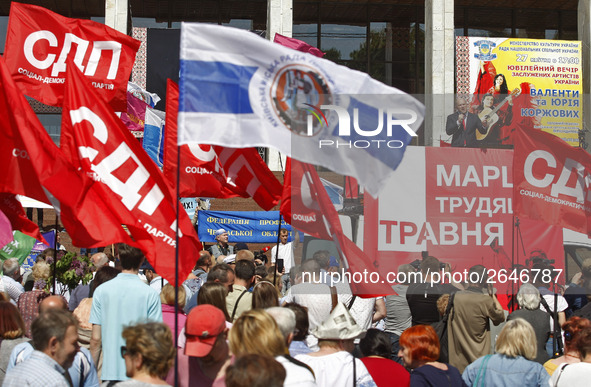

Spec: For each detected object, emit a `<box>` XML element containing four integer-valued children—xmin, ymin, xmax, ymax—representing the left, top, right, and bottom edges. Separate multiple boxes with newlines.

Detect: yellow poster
<box><xmin>455</xmin><ymin>37</ymin><xmax>582</xmax><ymax>147</ymax></box>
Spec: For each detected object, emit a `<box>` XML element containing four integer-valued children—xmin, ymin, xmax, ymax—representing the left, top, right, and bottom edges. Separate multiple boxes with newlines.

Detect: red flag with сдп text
<box><xmin>0</xmin><ymin>55</ymin><xmax>133</xmax><ymax>248</ymax></box>
<box><xmin>4</xmin><ymin>2</ymin><xmax>140</xmax><ymax>111</ymax></box>
<box><xmin>61</xmin><ymin>65</ymin><xmax>201</xmax><ymax>284</ymax></box>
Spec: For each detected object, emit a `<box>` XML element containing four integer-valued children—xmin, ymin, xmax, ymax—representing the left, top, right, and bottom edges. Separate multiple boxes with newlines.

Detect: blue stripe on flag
<box><xmin>334</xmin><ymin>97</ymin><xmax>413</xmax><ymax>167</ymax></box>
<box><xmin>180</xmin><ymin>60</ymin><xmax>257</xmax><ymax>114</ymax></box>
<box><xmin>143</xmin><ymin>122</ymin><xmax>165</xmax><ymax>168</ymax></box>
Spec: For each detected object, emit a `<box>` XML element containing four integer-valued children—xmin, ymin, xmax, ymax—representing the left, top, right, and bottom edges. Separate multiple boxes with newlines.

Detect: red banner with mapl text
<box><xmin>514</xmin><ymin>127</ymin><xmax>591</xmax><ymax>236</ymax></box>
<box><xmin>4</xmin><ymin>2</ymin><xmax>140</xmax><ymax>110</ymax></box>
<box><xmin>365</xmin><ymin>147</ymin><xmax>564</xmax><ymax>292</ymax></box>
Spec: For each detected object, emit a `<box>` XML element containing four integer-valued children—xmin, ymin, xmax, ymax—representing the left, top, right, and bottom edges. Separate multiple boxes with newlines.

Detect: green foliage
<box><xmin>46</xmin><ymin>251</ymin><xmax>93</xmax><ymax>295</ymax></box>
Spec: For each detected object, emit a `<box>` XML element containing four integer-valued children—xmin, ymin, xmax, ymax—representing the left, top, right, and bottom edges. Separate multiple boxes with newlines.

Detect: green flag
<box><xmin>0</xmin><ymin>231</ymin><xmax>36</xmax><ymax>266</ymax></box>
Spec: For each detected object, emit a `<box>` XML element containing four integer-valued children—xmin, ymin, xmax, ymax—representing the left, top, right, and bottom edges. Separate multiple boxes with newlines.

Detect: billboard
<box><xmin>448</xmin><ymin>37</ymin><xmax>582</xmax><ymax>148</ymax></box>
<box><xmin>364</xmin><ymin>146</ymin><xmax>565</xmax><ymax>291</ymax></box>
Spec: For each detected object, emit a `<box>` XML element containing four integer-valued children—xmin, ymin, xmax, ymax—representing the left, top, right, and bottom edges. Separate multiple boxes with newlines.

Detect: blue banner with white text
<box><xmin>197</xmin><ymin>211</ymin><xmax>292</xmax><ymax>243</ymax></box>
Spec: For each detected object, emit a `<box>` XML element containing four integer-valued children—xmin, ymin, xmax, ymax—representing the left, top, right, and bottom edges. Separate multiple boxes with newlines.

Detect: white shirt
<box><xmin>540</xmin><ymin>293</ymin><xmax>568</xmax><ymax>328</ymax></box>
<box><xmin>149</xmin><ymin>276</ymin><xmax>168</xmax><ymax>293</ymax></box>
<box><xmin>1</xmin><ymin>275</ymin><xmax>24</xmax><ymax>304</ymax></box>
<box><xmin>276</xmin><ymin>355</ymin><xmax>317</xmax><ymax>387</ymax></box>
<box><xmin>271</xmin><ymin>242</ymin><xmax>294</xmax><ymax>273</ymax></box>
<box><xmin>295</xmin><ymin>351</ymin><xmax>376</xmax><ymax>387</ymax></box>
<box><xmin>550</xmin><ymin>362</ymin><xmax>591</xmax><ymax>387</ymax></box>
<box><xmin>282</xmin><ymin>282</ymin><xmax>333</xmax><ymax>331</ymax></box>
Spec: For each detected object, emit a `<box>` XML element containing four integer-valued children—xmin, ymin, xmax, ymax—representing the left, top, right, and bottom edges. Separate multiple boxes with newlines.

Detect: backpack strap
<box><xmin>352</xmin><ymin>353</ymin><xmax>356</xmax><ymax>387</ymax></box>
<box><xmin>330</xmin><ymin>286</ymin><xmax>338</xmax><ymax>311</ymax></box>
<box><xmin>347</xmin><ymin>295</ymin><xmax>357</xmax><ymax>310</ymax></box>
<box><xmin>231</xmin><ymin>289</ymin><xmax>249</xmax><ymax>321</ymax></box>
<box><xmin>474</xmin><ymin>354</ymin><xmax>492</xmax><ymax>387</ymax></box>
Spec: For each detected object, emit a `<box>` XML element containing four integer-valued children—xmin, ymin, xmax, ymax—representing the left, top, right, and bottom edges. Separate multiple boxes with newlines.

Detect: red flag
<box><xmin>273</xmin><ymin>34</ymin><xmax>325</xmax><ymax>57</ymax></box>
<box><xmin>514</xmin><ymin>127</ymin><xmax>591</xmax><ymax>235</ymax></box>
<box><xmin>163</xmin><ymin>80</ymin><xmax>282</xmax><ymax>211</ymax></box>
<box><xmin>4</xmin><ymin>2</ymin><xmax>140</xmax><ymax>110</ymax></box>
<box><xmin>280</xmin><ymin>157</ymin><xmax>332</xmax><ymax>239</ymax></box>
<box><xmin>281</xmin><ymin>158</ymin><xmax>393</xmax><ymax>296</ymax></box>
<box><xmin>345</xmin><ymin>177</ymin><xmax>359</xmax><ymax>199</ymax></box>
<box><xmin>0</xmin><ymin>55</ymin><xmax>133</xmax><ymax>248</ymax></box>
<box><xmin>0</xmin><ymin>193</ymin><xmax>46</xmax><ymax>243</ymax></box>
<box><xmin>61</xmin><ymin>65</ymin><xmax>201</xmax><ymax>284</ymax></box>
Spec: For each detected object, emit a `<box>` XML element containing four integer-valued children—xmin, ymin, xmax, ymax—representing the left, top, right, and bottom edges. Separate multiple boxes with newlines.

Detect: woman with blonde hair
<box><xmin>160</xmin><ymin>284</ymin><xmax>187</xmax><ymax>337</ymax></box>
<box><xmin>462</xmin><ymin>318</ymin><xmax>549</xmax><ymax>386</ymax></box>
<box><xmin>16</xmin><ymin>261</ymin><xmax>52</xmax><ymax>338</ymax></box>
<box><xmin>115</xmin><ymin>322</ymin><xmax>175</xmax><ymax>386</ymax></box>
<box><xmin>229</xmin><ymin>309</ymin><xmax>316</xmax><ymax>386</ymax></box>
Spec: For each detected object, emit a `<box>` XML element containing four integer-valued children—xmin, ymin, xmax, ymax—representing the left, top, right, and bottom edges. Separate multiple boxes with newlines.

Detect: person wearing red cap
<box><xmin>168</xmin><ymin>304</ymin><xmax>232</xmax><ymax>387</ymax></box>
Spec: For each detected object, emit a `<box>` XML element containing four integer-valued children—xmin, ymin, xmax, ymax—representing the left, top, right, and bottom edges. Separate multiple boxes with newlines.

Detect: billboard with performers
<box><xmin>448</xmin><ymin>37</ymin><xmax>582</xmax><ymax>148</ymax></box>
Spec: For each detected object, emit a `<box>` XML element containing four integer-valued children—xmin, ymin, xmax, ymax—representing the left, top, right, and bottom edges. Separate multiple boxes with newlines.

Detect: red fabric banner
<box><xmin>514</xmin><ymin>127</ymin><xmax>591</xmax><ymax>235</ymax></box>
<box><xmin>162</xmin><ymin>80</ymin><xmax>282</xmax><ymax>211</ymax></box>
<box><xmin>282</xmin><ymin>158</ymin><xmax>393</xmax><ymax>295</ymax></box>
<box><xmin>273</xmin><ymin>34</ymin><xmax>325</xmax><ymax>57</ymax></box>
<box><xmin>4</xmin><ymin>2</ymin><xmax>140</xmax><ymax>110</ymax></box>
<box><xmin>0</xmin><ymin>193</ymin><xmax>45</xmax><ymax>243</ymax></box>
<box><xmin>61</xmin><ymin>65</ymin><xmax>201</xmax><ymax>284</ymax></box>
<box><xmin>280</xmin><ymin>157</ymin><xmax>331</xmax><ymax>239</ymax></box>
<box><xmin>0</xmin><ymin>55</ymin><xmax>131</xmax><ymax>248</ymax></box>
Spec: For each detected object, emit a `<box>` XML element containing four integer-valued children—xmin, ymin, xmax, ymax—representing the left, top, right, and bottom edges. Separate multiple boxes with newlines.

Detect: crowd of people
<box><xmin>2</xmin><ymin>227</ymin><xmax>591</xmax><ymax>386</ymax></box>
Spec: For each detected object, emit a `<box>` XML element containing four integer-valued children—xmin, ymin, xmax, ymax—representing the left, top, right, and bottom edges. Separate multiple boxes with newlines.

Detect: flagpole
<box><xmin>52</xmin><ymin>212</ymin><xmax>58</xmax><ymax>295</ymax></box>
<box><xmin>173</xmin><ymin>144</ymin><xmax>181</xmax><ymax>387</ymax></box>
<box><xmin>273</xmin><ymin>153</ymin><xmax>286</xmax><ymax>287</ymax></box>
<box><xmin>511</xmin><ymin>214</ymin><xmax>516</xmax><ymax>310</ymax></box>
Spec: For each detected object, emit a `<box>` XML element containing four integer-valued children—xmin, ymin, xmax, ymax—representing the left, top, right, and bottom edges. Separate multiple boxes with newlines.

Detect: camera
<box><xmin>254</xmin><ymin>250</ymin><xmax>267</xmax><ymax>265</ymax></box>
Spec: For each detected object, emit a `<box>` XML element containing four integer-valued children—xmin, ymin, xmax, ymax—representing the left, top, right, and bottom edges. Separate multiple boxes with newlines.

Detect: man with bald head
<box><xmin>69</xmin><ymin>252</ymin><xmax>109</xmax><ymax>311</ymax></box>
<box><xmin>41</xmin><ymin>295</ymin><xmax>68</xmax><ymax>311</ymax></box>
<box><xmin>7</xmin><ymin>295</ymin><xmax>99</xmax><ymax>387</ymax></box>
<box><xmin>445</xmin><ymin>96</ymin><xmax>486</xmax><ymax>147</ymax></box>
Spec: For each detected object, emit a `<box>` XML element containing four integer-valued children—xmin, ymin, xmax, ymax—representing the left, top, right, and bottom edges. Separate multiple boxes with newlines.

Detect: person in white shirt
<box><xmin>141</xmin><ymin>260</ymin><xmax>168</xmax><ymax>293</ymax></box>
<box><xmin>295</xmin><ymin>303</ymin><xmax>376</xmax><ymax>387</ymax></box>
<box><xmin>271</xmin><ymin>228</ymin><xmax>298</xmax><ymax>295</ymax></box>
<box><xmin>1</xmin><ymin>259</ymin><xmax>24</xmax><ymax>304</ymax></box>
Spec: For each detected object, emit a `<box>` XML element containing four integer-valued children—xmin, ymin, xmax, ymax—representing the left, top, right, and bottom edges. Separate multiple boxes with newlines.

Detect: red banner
<box><xmin>364</xmin><ymin>147</ymin><xmax>564</xmax><ymax>291</ymax></box>
<box><xmin>0</xmin><ymin>55</ymin><xmax>132</xmax><ymax>248</ymax></box>
<box><xmin>514</xmin><ymin>127</ymin><xmax>591</xmax><ymax>235</ymax></box>
<box><xmin>0</xmin><ymin>193</ymin><xmax>45</xmax><ymax>243</ymax></box>
<box><xmin>61</xmin><ymin>66</ymin><xmax>201</xmax><ymax>284</ymax></box>
<box><xmin>280</xmin><ymin>157</ymin><xmax>331</xmax><ymax>239</ymax></box>
<box><xmin>4</xmin><ymin>2</ymin><xmax>140</xmax><ymax>110</ymax></box>
<box><xmin>163</xmin><ymin>80</ymin><xmax>282</xmax><ymax>211</ymax></box>
<box><xmin>282</xmin><ymin>158</ymin><xmax>392</xmax><ymax>296</ymax></box>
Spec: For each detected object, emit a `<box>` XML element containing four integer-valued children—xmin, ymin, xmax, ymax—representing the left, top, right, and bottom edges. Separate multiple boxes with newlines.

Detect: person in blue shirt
<box><xmin>462</xmin><ymin>318</ymin><xmax>550</xmax><ymax>387</ymax></box>
<box><xmin>89</xmin><ymin>244</ymin><xmax>162</xmax><ymax>383</ymax></box>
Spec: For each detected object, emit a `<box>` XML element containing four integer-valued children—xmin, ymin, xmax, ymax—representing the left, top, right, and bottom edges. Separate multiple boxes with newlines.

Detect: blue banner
<box><xmin>23</xmin><ymin>230</ymin><xmax>56</xmax><ymax>269</ymax></box>
<box><xmin>198</xmin><ymin>211</ymin><xmax>292</xmax><ymax>243</ymax></box>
